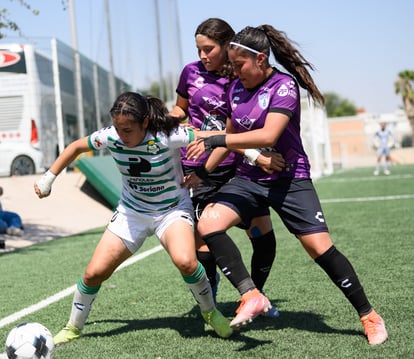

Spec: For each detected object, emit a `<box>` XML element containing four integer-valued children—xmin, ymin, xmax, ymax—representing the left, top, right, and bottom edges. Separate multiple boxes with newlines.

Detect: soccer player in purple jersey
<box><xmin>187</xmin><ymin>25</ymin><xmax>387</xmax><ymax>345</ymax></box>
<box><xmin>170</xmin><ymin>18</ymin><xmax>283</xmax><ymax>317</ymax></box>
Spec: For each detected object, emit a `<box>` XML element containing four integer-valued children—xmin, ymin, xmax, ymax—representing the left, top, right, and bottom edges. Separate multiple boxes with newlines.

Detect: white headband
<box><xmin>229</xmin><ymin>41</ymin><xmax>261</xmax><ymax>55</ymax></box>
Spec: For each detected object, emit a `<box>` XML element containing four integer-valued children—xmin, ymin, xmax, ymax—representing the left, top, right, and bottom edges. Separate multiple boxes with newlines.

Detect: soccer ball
<box><xmin>5</xmin><ymin>322</ymin><xmax>54</xmax><ymax>359</ymax></box>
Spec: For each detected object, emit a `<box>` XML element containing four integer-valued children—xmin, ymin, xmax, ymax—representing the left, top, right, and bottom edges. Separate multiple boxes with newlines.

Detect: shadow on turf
<box><xmin>81</xmin><ymin>299</ymin><xmax>362</xmax><ymax>351</ymax></box>
<box><xmin>0</xmin><ymin>227</ymin><xmax>104</xmax><ymax>254</ymax></box>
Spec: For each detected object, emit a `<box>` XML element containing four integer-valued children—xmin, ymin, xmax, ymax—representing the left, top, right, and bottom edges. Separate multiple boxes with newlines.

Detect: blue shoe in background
<box><xmin>260</xmin><ymin>291</ymin><xmax>280</xmax><ymax>318</ymax></box>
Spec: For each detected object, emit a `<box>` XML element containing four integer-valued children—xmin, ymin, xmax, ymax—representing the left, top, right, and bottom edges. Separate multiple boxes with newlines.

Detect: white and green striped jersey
<box><xmin>88</xmin><ymin>125</ymin><xmax>195</xmax><ymax>214</ymax></box>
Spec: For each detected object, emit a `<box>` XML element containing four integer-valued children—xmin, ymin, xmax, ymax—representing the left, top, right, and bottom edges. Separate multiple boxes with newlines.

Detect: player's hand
<box><xmin>186</xmin><ymin>138</ymin><xmax>206</xmax><ymax>161</ymax></box>
<box><xmin>183</xmin><ymin>172</ymin><xmax>202</xmax><ymax>190</ymax></box>
<box><xmin>256</xmin><ymin>151</ymin><xmax>286</xmax><ymax>174</ymax></box>
<box><xmin>34</xmin><ymin>182</ymin><xmax>51</xmax><ymax>198</ymax></box>
<box><xmin>34</xmin><ymin>170</ymin><xmax>56</xmax><ymax>198</ymax></box>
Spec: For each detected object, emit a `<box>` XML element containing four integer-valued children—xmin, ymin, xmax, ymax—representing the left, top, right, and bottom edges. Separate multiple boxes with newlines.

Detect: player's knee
<box><xmin>196</xmin><ymin>207</ymin><xmax>223</xmax><ymax>236</ymax></box>
<box><xmin>196</xmin><ymin>220</ymin><xmax>211</xmax><ymax>237</ymax></box>
<box><xmin>174</xmin><ymin>256</ymin><xmax>198</xmax><ymax>276</ymax></box>
<box><xmin>83</xmin><ymin>270</ymin><xmax>109</xmax><ymax>286</ymax></box>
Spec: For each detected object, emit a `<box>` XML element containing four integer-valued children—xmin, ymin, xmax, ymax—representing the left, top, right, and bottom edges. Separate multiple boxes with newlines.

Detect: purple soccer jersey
<box><xmin>176</xmin><ymin>61</ymin><xmax>235</xmax><ymax>166</ymax></box>
<box><xmin>228</xmin><ymin>69</ymin><xmax>311</xmax><ymax>181</ymax></box>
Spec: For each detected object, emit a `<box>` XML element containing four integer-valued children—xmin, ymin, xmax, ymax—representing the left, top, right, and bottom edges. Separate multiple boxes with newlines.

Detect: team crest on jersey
<box><xmin>195</xmin><ymin>76</ymin><xmax>205</xmax><ymax>88</ymax></box>
<box><xmin>258</xmin><ymin>92</ymin><xmax>270</xmax><ymax>109</ymax></box>
<box><xmin>147</xmin><ymin>140</ymin><xmax>160</xmax><ymax>154</ymax></box>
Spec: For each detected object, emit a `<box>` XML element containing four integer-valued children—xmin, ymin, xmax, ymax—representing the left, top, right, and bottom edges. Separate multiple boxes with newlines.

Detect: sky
<box><xmin>1</xmin><ymin>0</ymin><xmax>413</xmax><ymax>114</ymax></box>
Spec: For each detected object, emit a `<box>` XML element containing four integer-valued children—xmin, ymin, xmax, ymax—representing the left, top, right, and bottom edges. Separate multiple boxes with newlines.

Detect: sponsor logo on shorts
<box><xmin>315</xmin><ymin>211</ymin><xmax>325</xmax><ymax>223</ymax></box>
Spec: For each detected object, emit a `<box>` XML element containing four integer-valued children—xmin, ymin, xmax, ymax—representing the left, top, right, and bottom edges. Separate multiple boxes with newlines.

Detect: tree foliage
<box><xmin>0</xmin><ymin>0</ymin><xmax>39</xmax><ymax>39</ymax></box>
<box><xmin>395</xmin><ymin>70</ymin><xmax>414</xmax><ymax>145</ymax></box>
<box><xmin>1</xmin><ymin>0</ymin><xmax>68</xmax><ymax>39</ymax></box>
<box><xmin>323</xmin><ymin>92</ymin><xmax>358</xmax><ymax>118</ymax></box>
<box><xmin>395</xmin><ymin>70</ymin><xmax>414</xmax><ymax>114</ymax></box>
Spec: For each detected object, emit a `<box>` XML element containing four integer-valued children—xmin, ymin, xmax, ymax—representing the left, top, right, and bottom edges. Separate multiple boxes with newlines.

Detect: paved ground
<box><xmin>0</xmin><ymin>171</ymin><xmax>114</xmax><ymax>252</ymax></box>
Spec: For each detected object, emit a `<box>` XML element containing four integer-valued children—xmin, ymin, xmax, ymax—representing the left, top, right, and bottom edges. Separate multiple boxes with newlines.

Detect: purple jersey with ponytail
<box><xmin>228</xmin><ymin>69</ymin><xmax>311</xmax><ymax>181</ymax></box>
<box><xmin>176</xmin><ymin>61</ymin><xmax>235</xmax><ymax>167</ymax></box>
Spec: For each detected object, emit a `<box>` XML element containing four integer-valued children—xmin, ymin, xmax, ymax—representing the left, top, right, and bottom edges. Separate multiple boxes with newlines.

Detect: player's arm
<box><xmin>187</xmin><ymin>112</ymin><xmax>289</xmax><ymax>166</ymax></box>
<box><xmin>221</xmin><ymin>119</ymin><xmax>285</xmax><ymax>172</ymax></box>
<box><xmin>182</xmin><ymin>118</ymin><xmax>232</xmax><ymax>188</ymax></box>
<box><xmin>219</xmin><ymin>112</ymin><xmax>289</xmax><ymax>149</ymax></box>
<box><xmin>169</xmin><ymin>95</ymin><xmax>189</xmax><ymax>122</ymax></box>
<box><xmin>189</xmin><ymin>118</ymin><xmax>236</xmax><ymax>181</ymax></box>
<box><xmin>34</xmin><ymin>137</ymin><xmax>91</xmax><ymax>198</ymax></box>
<box><xmin>251</xmin><ymin>150</ymin><xmax>286</xmax><ymax>173</ymax></box>
<box><xmin>372</xmin><ymin>131</ymin><xmax>379</xmax><ymax>149</ymax></box>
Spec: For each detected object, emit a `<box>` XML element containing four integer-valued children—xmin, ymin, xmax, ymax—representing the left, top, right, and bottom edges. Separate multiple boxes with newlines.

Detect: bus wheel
<box><xmin>10</xmin><ymin>155</ymin><xmax>35</xmax><ymax>176</ymax></box>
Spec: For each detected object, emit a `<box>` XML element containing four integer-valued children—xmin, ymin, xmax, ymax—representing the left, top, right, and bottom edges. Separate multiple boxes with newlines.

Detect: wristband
<box><xmin>36</xmin><ymin>170</ymin><xmax>57</xmax><ymax>196</ymax></box>
<box><xmin>203</xmin><ymin>135</ymin><xmax>226</xmax><ymax>151</ymax></box>
<box><xmin>244</xmin><ymin>149</ymin><xmax>261</xmax><ymax>165</ymax></box>
<box><xmin>194</xmin><ymin>165</ymin><xmax>210</xmax><ymax>181</ymax></box>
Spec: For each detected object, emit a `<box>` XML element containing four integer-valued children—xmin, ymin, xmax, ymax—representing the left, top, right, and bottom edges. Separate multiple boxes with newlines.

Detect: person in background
<box><xmin>373</xmin><ymin>122</ymin><xmax>395</xmax><ymax>175</ymax></box>
<box><xmin>187</xmin><ymin>25</ymin><xmax>388</xmax><ymax>346</ymax></box>
<box><xmin>34</xmin><ymin>91</ymin><xmax>233</xmax><ymax>345</ymax></box>
<box><xmin>0</xmin><ymin>186</ymin><xmax>24</xmax><ymax>237</ymax></box>
<box><xmin>170</xmin><ymin>18</ymin><xmax>284</xmax><ymax>317</ymax></box>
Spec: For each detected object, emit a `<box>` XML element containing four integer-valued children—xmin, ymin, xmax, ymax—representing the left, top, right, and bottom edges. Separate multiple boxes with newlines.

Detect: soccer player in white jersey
<box><xmin>34</xmin><ymin>91</ymin><xmax>233</xmax><ymax>345</ymax></box>
<box><xmin>373</xmin><ymin>122</ymin><xmax>395</xmax><ymax>175</ymax></box>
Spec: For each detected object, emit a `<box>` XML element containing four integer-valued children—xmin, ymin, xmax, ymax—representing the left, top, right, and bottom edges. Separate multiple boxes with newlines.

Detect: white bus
<box><xmin>0</xmin><ymin>39</ymin><xmax>131</xmax><ymax>176</ymax></box>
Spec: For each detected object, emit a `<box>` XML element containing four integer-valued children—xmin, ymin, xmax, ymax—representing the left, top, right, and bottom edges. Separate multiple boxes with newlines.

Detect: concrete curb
<box><xmin>0</xmin><ymin>172</ymin><xmax>113</xmax><ymax>252</ymax></box>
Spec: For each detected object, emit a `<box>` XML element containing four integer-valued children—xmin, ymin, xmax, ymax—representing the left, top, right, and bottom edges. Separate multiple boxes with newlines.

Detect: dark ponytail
<box><xmin>110</xmin><ymin>92</ymin><xmax>180</xmax><ymax>136</ymax></box>
<box><xmin>230</xmin><ymin>25</ymin><xmax>325</xmax><ymax>106</ymax></box>
<box><xmin>146</xmin><ymin>96</ymin><xmax>181</xmax><ymax>136</ymax></box>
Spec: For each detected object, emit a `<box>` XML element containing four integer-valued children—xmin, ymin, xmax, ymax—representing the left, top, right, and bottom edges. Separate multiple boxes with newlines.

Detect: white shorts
<box><xmin>377</xmin><ymin>146</ymin><xmax>391</xmax><ymax>157</ymax></box>
<box><xmin>107</xmin><ymin>196</ymin><xmax>194</xmax><ymax>253</ymax></box>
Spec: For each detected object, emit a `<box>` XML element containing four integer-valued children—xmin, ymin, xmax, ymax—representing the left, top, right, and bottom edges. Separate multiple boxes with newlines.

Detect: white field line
<box><xmin>317</xmin><ymin>173</ymin><xmax>414</xmax><ymax>183</ymax></box>
<box><xmin>0</xmin><ymin>245</ymin><xmax>163</xmax><ymax>329</ymax></box>
<box><xmin>320</xmin><ymin>194</ymin><xmax>414</xmax><ymax>203</ymax></box>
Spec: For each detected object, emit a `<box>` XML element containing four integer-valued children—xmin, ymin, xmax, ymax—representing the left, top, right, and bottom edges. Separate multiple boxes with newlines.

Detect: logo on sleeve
<box><xmin>277</xmin><ymin>84</ymin><xmax>289</xmax><ymax>97</ymax></box>
<box><xmin>93</xmin><ymin>136</ymin><xmax>103</xmax><ymax>148</ymax></box>
<box><xmin>277</xmin><ymin>81</ymin><xmax>298</xmax><ymax>99</ymax></box>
